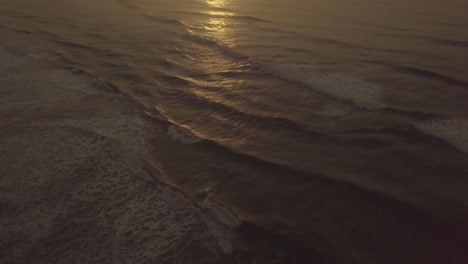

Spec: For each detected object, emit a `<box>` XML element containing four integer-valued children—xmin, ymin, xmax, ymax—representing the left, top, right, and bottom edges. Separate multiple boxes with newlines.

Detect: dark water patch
<box><xmin>159</xmin><ymin>74</ymin><xmax>193</xmax><ymax>86</ymax></box>
<box><xmin>182</xmin><ymin>32</ymin><xmax>249</xmax><ymax>60</ymax></box>
<box><xmin>116</xmin><ymin>0</ymin><xmax>144</xmax><ymax>11</ymax></box>
<box><xmin>146</xmin><ymin>115</ymin><xmax>468</xmax><ymax>264</ymax></box>
<box><xmin>53</xmin><ymin>39</ymin><xmax>101</xmax><ymax>52</ymax></box>
<box><xmin>380</xmin><ymin>48</ymin><xmax>425</xmax><ymax>57</ymax></box>
<box><xmin>432</xmin><ymin>22</ymin><xmax>468</xmax><ymax>28</ymax></box>
<box><xmin>283</xmin><ymin>47</ymin><xmax>314</xmax><ymax>54</ymax></box>
<box><xmin>232</xmin><ymin>222</ymin><xmax>340</xmax><ymax>264</ymax></box>
<box><xmin>84</xmin><ymin>32</ymin><xmax>108</xmax><ymax>40</ymax></box>
<box><xmin>115</xmin><ymin>72</ymin><xmax>152</xmax><ymax>85</ymax></box>
<box><xmin>367</xmin><ymin>24</ymin><xmax>468</xmax><ymax>48</ymax></box>
<box><xmin>148</xmin><ymin>112</ymin><xmax>428</xmax><ymax>216</ymax></box>
<box><xmin>359</xmin><ymin>21</ymin><xmax>423</xmax><ymax>34</ymax></box>
<box><xmin>256</xmin><ymin>27</ymin><xmax>290</xmax><ymax>34</ymax></box>
<box><xmin>151</xmin><ymin>79</ymin><xmax>468</xmax><ymax>223</ymax></box>
<box><xmin>0</xmin><ymin>25</ymin><xmax>31</xmax><ymax>34</ymax></box>
<box><xmin>141</xmin><ymin>139</ymin><xmax>341</xmax><ymax>263</ymax></box>
<box><xmin>271</xmin><ymin>34</ymin><xmax>363</xmax><ymax>50</ymax></box>
<box><xmin>379</xmin><ymin>107</ymin><xmax>437</xmax><ymax>120</ymax></box>
<box><xmin>413</xmin><ymin>35</ymin><xmax>468</xmax><ymax>48</ymax></box>
<box><xmin>159</xmin><ymin>58</ymin><xmax>205</xmax><ymax>77</ymax></box>
<box><xmin>10</xmin><ymin>13</ymin><xmax>37</xmax><ymax>19</ymax></box>
<box><xmin>38</xmin><ymin>29</ymin><xmax>63</xmax><ymax>39</ymax></box>
<box><xmin>393</xmin><ymin>66</ymin><xmax>468</xmax><ymax>87</ymax></box>
<box><xmin>37</xmin><ymin>19</ymin><xmax>73</xmax><ymax>27</ymax></box>
<box><xmin>141</xmin><ymin>14</ymin><xmax>186</xmax><ymax>26</ymax></box>
<box><xmin>218</xmin><ymin>46</ymin><xmax>249</xmax><ymax>60</ymax></box>
<box><xmin>357</xmin><ymin>58</ymin><xmax>390</xmax><ymax>65</ymax></box>
<box><xmin>210</xmin><ymin>67</ymin><xmax>250</xmax><ymax>79</ymax></box>
<box><xmin>47</xmin><ymin>34</ymin><xmax>130</xmax><ymax>60</ymax></box>
<box><xmin>183</xmin><ymin>32</ymin><xmax>218</xmax><ymax>45</ymax></box>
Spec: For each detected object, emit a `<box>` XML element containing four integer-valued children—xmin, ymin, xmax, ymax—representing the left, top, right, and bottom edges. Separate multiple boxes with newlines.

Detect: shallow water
<box><xmin>1</xmin><ymin>0</ymin><xmax>468</xmax><ymax>263</ymax></box>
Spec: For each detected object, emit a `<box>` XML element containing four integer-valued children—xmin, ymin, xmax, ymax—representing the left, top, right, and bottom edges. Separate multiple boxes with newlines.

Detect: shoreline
<box><xmin>2</xmin><ymin>23</ymin><xmax>468</xmax><ymax>264</ymax></box>
<box><xmin>0</xmin><ymin>29</ymin><xmax>274</xmax><ymax>263</ymax></box>
<box><xmin>0</xmin><ymin>27</ymin><xmax>322</xmax><ymax>264</ymax></box>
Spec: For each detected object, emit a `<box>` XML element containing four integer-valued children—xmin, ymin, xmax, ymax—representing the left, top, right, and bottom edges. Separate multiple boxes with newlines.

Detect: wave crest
<box><xmin>167</xmin><ymin>124</ymin><xmax>203</xmax><ymax>144</ymax></box>
<box><xmin>255</xmin><ymin>63</ymin><xmax>386</xmax><ymax>110</ymax></box>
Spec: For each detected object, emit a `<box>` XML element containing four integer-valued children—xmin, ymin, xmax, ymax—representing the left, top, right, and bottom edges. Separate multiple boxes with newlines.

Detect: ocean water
<box><xmin>1</xmin><ymin>0</ymin><xmax>468</xmax><ymax>263</ymax></box>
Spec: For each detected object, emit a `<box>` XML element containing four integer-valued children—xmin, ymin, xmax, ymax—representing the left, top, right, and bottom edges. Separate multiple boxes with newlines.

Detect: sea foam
<box><xmin>256</xmin><ymin>63</ymin><xmax>386</xmax><ymax>110</ymax></box>
<box><xmin>415</xmin><ymin>119</ymin><xmax>468</xmax><ymax>154</ymax></box>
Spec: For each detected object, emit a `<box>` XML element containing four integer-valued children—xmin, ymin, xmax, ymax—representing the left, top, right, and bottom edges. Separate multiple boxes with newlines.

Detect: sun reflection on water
<box><xmin>204</xmin><ymin>17</ymin><xmax>227</xmax><ymax>32</ymax></box>
<box><xmin>206</xmin><ymin>0</ymin><xmax>227</xmax><ymax>8</ymax></box>
<box><xmin>203</xmin><ymin>0</ymin><xmax>232</xmax><ymax>38</ymax></box>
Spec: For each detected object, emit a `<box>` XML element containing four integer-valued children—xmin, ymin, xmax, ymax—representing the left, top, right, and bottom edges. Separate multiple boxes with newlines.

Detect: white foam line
<box><xmin>258</xmin><ymin>63</ymin><xmax>386</xmax><ymax>110</ymax></box>
<box><xmin>415</xmin><ymin>119</ymin><xmax>468</xmax><ymax>154</ymax></box>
